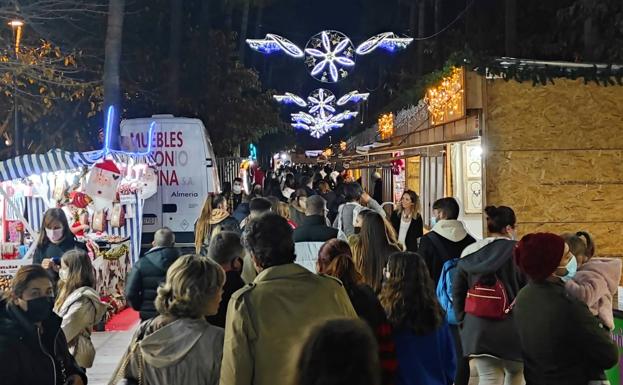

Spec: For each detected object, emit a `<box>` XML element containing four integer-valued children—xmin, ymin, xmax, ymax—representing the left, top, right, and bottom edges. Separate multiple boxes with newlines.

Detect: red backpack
<box><xmin>465</xmin><ymin>275</ymin><xmax>514</xmax><ymax>320</ymax></box>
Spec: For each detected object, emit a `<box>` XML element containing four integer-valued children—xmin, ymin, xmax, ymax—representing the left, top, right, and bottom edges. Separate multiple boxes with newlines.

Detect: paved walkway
<box><xmin>89</xmin><ymin>328</ymin><xmax>136</xmax><ymax>385</ymax></box>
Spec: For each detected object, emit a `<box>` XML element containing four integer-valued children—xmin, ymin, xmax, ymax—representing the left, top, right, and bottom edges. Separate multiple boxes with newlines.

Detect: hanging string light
<box><xmin>378</xmin><ymin>113</ymin><xmax>394</xmax><ymax>140</ymax></box>
<box><xmin>425</xmin><ymin>67</ymin><xmax>464</xmax><ymax>125</ymax></box>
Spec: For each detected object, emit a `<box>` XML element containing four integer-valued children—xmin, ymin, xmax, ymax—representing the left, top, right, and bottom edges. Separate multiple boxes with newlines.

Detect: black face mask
<box><xmin>354</xmin><ymin>227</ymin><xmax>361</xmax><ymax>235</ymax></box>
<box><xmin>24</xmin><ymin>296</ymin><xmax>54</xmax><ymax>323</ymax></box>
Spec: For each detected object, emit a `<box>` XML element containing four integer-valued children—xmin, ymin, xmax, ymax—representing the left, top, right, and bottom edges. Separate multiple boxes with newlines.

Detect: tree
<box><xmin>103</xmin><ymin>0</ymin><xmax>125</xmax><ymax>149</ymax></box>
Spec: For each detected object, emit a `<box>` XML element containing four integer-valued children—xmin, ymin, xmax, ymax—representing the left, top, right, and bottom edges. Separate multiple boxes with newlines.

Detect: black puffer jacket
<box><xmin>125</xmin><ymin>247</ymin><xmax>181</xmax><ymax>320</ymax></box>
<box><xmin>0</xmin><ymin>299</ymin><xmax>87</xmax><ymax>385</ymax></box>
<box><xmin>452</xmin><ymin>238</ymin><xmax>526</xmax><ymax>361</ymax></box>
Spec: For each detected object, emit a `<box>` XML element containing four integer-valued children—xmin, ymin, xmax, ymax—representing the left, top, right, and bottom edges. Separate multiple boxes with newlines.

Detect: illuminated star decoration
<box><xmin>247</xmin><ymin>31</ymin><xmax>412</xmax><ymax>83</ymax></box>
<box><xmin>273</xmin><ymin>89</ymin><xmax>368</xmax><ymax>138</ymax></box>
<box><xmin>304</xmin><ymin>31</ymin><xmax>355</xmax><ymax>83</ymax></box>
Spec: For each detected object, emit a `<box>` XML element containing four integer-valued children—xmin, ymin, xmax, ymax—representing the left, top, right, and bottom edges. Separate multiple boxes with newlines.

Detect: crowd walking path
<box><xmin>89</xmin><ymin>328</ymin><xmax>136</xmax><ymax>385</ymax></box>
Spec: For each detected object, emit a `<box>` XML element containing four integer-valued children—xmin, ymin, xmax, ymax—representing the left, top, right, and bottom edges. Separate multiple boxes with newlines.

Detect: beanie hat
<box><xmin>513</xmin><ymin>233</ymin><xmax>566</xmax><ymax>281</ymax></box>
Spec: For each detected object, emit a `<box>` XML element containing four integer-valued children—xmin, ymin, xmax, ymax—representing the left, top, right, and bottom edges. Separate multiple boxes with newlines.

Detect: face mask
<box><xmin>45</xmin><ymin>228</ymin><xmax>64</xmax><ymax>243</ymax></box>
<box><xmin>354</xmin><ymin>227</ymin><xmax>361</xmax><ymax>235</ymax></box>
<box><xmin>23</xmin><ymin>296</ymin><xmax>54</xmax><ymax>323</ymax></box>
<box><xmin>233</xmin><ymin>185</ymin><xmax>242</xmax><ymax>194</ymax></box>
<box><xmin>430</xmin><ymin>217</ymin><xmax>438</xmax><ymax>227</ymax></box>
<box><xmin>559</xmin><ymin>254</ymin><xmax>578</xmax><ymax>282</ymax></box>
<box><xmin>59</xmin><ymin>268</ymin><xmax>69</xmax><ymax>281</ymax></box>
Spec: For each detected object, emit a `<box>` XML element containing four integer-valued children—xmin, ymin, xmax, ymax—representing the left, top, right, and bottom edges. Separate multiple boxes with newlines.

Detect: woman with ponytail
<box><xmin>317</xmin><ymin>239</ymin><xmax>397</xmax><ymax>385</ymax></box>
<box><xmin>195</xmin><ymin>194</ymin><xmax>240</xmax><ymax>255</ymax></box>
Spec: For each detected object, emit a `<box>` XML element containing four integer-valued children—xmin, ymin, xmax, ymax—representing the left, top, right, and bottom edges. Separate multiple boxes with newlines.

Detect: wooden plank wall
<box><xmin>484</xmin><ymin>78</ymin><xmax>623</xmax><ymax>258</ymax></box>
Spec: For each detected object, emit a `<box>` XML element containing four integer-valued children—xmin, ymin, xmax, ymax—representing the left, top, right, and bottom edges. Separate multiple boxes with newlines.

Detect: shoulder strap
<box><xmin>428</xmin><ymin>231</ymin><xmax>450</xmax><ymax>259</ymax></box>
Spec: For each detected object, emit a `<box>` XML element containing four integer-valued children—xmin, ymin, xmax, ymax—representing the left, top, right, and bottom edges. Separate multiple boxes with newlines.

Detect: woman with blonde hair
<box><xmin>54</xmin><ymin>250</ymin><xmax>108</xmax><ymax>369</ymax></box>
<box><xmin>390</xmin><ymin>190</ymin><xmax>424</xmax><ymax>252</ymax></box>
<box><xmin>111</xmin><ymin>254</ymin><xmax>226</xmax><ymax>385</ymax></box>
<box><xmin>353</xmin><ymin>210</ymin><xmax>401</xmax><ymax>293</ymax></box>
<box><xmin>276</xmin><ymin>201</ymin><xmax>297</xmax><ymax>229</ymax></box>
<box><xmin>195</xmin><ymin>194</ymin><xmax>240</xmax><ymax>255</ymax></box>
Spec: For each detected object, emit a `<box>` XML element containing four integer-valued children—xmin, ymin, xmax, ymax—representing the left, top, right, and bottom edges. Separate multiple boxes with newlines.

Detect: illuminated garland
<box><xmin>424</xmin><ymin>67</ymin><xmax>464</xmax><ymax>125</ymax></box>
<box><xmin>378</xmin><ymin>113</ymin><xmax>394</xmax><ymax>139</ymax></box>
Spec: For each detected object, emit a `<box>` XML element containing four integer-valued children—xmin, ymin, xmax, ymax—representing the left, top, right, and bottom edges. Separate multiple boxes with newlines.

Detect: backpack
<box><xmin>465</xmin><ymin>274</ymin><xmax>514</xmax><ymax>320</ymax></box>
<box><xmin>436</xmin><ymin>258</ymin><xmax>459</xmax><ymax>325</ymax></box>
<box><xmin>430</xmin><ymin>232</ymin><xmax>459</xmax><ymax>325</ymax></box>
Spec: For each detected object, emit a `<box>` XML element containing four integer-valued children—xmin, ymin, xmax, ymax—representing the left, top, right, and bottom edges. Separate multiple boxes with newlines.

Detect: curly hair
<box><xmin>317</xmin><ymin>239</ymin><xmax>362</xmax><ymax>293</ymax></box>
<box><xmin>243</xmin><ymin>213</ymin><xmax>295</xmax><ymax>268</ymax></box>
<box><xmin>155</xmin><ymin>254</ymin><xmax>225</xmax><ymax>319</ymax></box>
<box><xmin>380</xmin><ymin>251</ymin><xmax>444</xmax><ymax>335</ymax></box>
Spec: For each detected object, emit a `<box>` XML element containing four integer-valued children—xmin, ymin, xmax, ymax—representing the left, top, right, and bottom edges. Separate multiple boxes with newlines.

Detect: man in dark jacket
<box><xmin>125</xmin><ymin>227</ymin><xmax>180</xmax><ymax>320</ymax></box>
<box><xmin>293</xmin><ymin>195</ymin><xmax>338</xmax><ymax>271</ymax></box>
<box><xmin>418</xmin><ymin>197</ymin><xmax>475</xmax><ymax>385</ymax></box>
<box><xmin>514</xmin><ymin>233</ymin><xmax>618</xmax><ymax>385</ymax></box>
<box><xmin>206</xmin><ymin>231</ymin><xmax>245</xmax><ymax>328</ymax></box>
<box><xmin>419</xmin><ymin>197</ymin><xmax>476</xmax><ymax>284</ymax></box>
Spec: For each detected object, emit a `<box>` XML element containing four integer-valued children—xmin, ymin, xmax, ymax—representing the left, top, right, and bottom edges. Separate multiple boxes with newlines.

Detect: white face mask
<box><xmin>45</xmin><ymin>228</ymin><xmax>65</xmax><ymax>244</ymax></box>
<box><xmin>59</xmin><ymin>268</ymin><xmax>69</xmax><ymax>281</ymax></box>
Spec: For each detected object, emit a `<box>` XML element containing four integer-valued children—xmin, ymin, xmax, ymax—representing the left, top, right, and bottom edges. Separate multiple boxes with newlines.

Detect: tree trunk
<box><xmin>238</xmin><ymin>0</ymin><xmax>250</xmax><ymax>62</ymax></box>
<box><xmin>416</xmin><ymin>0</ymin><xmax>426</xmax><ymax>76</ymax></box>
<box><xmin>409</xmin><ymin>0</ymin><xmax>417</xmax><ymax>36</ymax></box>
<box><xmin>201</xmin><ymin>0</ymin><xmax>210</xmax><ymax>39</ymax></box>
<box><xmin>103</xmin><ymin>0</ymin><xmax>125</xmax><ymax>150</ymax></box>
<box><xmin>505</xmin><ymin>0</ymin><xmax>517</xmax><ymax>57</ymax></box>
<box><xmin>224</xmin><ymin>1</ymin><xmax>234</xmax><ymax>33</ymax></box>
<box><xmin>168</xmin><ymin>0</ymin><xmax>182</xmax><ymax>114</ymax></box>
<box><xmin>254</xmin><ymin>3</ymin><xmax>264</xmax><ymax>38</ymax></box>
<box><xmin>434</xmin><ymin>0</ymin><xmax>442</xmax><ymax>64</ymax></box>
<box><xmin>583</xmin><ymin>17</ymin><xmax>598</xmax><ymax>60</ymax></box>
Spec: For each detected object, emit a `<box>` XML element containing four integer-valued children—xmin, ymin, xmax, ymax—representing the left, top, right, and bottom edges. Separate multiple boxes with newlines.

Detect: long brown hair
<box><xmin>380</xmin><ymin>252</ymin><xmax>444</xmax><ymax>335</ymax></box>
<box><xmin>195</xmin><ymin>194</ymin><xmax>224</xmax><ymax>253</ymax></box>
<box><xmin>353</xmin><ymin>211</ymin><xmax>401</xmax><ymax>293</ymax></box>
<box><xmin>317</xmin><ymin>239</ymin><xmax>362</xmax><ymax>292</ymax></box>
<box><xmin>396</xmin><ymin>190</ymin><xmax>421</xmax><ymax>216</ymax></box>
<box><xmin>54</xmin><ymin>250</ymin><xmax>96</xmax><ymax>311</ymax></box>
<box><xmin>37</xmin><ymin>208</ymin><xmax>74</xmax><ymax>248</ymax></box>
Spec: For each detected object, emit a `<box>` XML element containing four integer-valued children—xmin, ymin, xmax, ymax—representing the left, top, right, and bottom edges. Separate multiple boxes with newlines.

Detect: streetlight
<box><xmin>8</xmin><ymin>19</ymin><xmax>24</xmax><ymax>156</ymax></box>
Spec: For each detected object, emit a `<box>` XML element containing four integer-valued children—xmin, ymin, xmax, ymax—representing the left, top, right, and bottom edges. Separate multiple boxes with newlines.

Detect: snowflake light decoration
<box><xmin>273</xmin><ymin>92</ymin><xmax>308</xmax><ymax>107</ymax></box>
<box><xmin>308</xmin><ymin>88</ymin><xmax>336</xmax><ymax>117</ymax></box>
<box><xmin>304</xmin><ymin>31</ymin><xmax>355</xmax><ymax>83</ymax></box>
<box><xmin>247</xmin><ymin>31</ymin><xmax>412</xmax><ymax>83</ymax></box>
<box><xmin>290</xmin><ymin>109</ymin><xmax>358</xmax><ymax>139</ymax></box>
<box><xmin>336</xmin><ymin>90</ymin><xmax>370</xmax><ymax>106</ymax></box>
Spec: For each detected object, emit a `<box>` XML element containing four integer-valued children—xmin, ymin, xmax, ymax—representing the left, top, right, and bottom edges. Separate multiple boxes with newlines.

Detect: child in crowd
<box><xmin>563</xmin><ymin>232</ymin><xmax>622</xmax><ymax>330</ymax></box>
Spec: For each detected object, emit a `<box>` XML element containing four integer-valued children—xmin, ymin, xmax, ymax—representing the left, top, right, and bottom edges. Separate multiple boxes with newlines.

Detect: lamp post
<box><xmin>9</xmin><ymin>20</ymin><xmax>23</xmax><ymax>156</ymax></box>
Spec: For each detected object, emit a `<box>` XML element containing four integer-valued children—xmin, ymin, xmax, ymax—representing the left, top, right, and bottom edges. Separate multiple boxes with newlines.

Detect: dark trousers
<box><xmin>450</xmin><ymin>324</ymin><xmax>470</xmax><ymax>385</ymax></box>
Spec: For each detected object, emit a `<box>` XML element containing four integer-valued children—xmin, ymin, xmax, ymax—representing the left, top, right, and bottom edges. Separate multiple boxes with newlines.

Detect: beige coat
<box><xmin>220</xmin><ymin>263</ymin><xmax>357</xmax><ymax>385</ymax></box>
<box><xmin>56</xmin><ymin>286</ymin><xmax>108</xmax><ymax>368</ymax></box>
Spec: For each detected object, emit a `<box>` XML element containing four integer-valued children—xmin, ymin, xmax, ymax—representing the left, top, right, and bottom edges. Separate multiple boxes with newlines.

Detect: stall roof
<box><xmin>0</xmin><ymin>149</ymin><xmax>154</xmax><ymax>182</ymax></box>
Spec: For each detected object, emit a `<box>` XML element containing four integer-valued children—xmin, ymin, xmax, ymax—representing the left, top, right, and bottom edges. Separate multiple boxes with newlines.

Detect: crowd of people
<box><xmin>0</xmin><ymin>164</ymin><xmax>620</xmax><ymax>385</ymax></box>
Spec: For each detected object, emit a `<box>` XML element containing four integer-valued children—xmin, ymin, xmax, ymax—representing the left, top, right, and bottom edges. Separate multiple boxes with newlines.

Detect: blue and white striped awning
<box><xmin>0</xmin><ymin>149</ymin><xmax>104</xmax><ymax>182</ymax></box>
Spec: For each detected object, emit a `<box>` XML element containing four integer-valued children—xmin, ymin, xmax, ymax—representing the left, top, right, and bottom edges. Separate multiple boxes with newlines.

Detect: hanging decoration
<box><xmin>248</xmin><ymin>143</ymin><xmax>258</xmax><ymax>161</ymax></box>
<box><xmin>340</xmin><ymin>141</ymin><xmax>347</xmax><ymax>151</ymax></box>
<box><xmin>273</xmin><ymin>89</ymin><xmax>369</xmax><ymax>112</ymax></box>
<box><xmin>247</xmin><ymin>30</ymin><xmax>412</xmax><ymax>83</ymax></box>
<box><xmin>378</xmin><ymin>113</ymin><xmax>394</xmax><ymax>140</ymax></box>
<box><xmin>424</xmin><ymin>66</ymin><xmax>465</xmax><ymax>125</ymax></box>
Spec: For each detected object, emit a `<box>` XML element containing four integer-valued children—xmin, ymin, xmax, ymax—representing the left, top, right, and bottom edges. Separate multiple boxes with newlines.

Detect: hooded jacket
<box><xmin>452</xmin><ymin>238</ymin><xmax>526</xmax><ymax>361</ymax></box>
<box><xmin>125</xmin><ymin>246</ymin><xmax>181</xmax><ymax>320</ymax></box>
<box><xmin>220</xmin><ymin>263</ymin><xmax>357</xmax><ymax>385</ymax></box>
<box><xmin>0</xmin><ymin>299</ymin><xmax>87</xmax><ymax>385</ymax></box>
<box><xmin>56</xmin><ymin>286</ymin><xmax>109</xmax><ymax>368</ymax></box>
<box><xmin>565</xmin><ymin>258</ymin><xmax>622</xmax><ymax>330</ymax></box>
<box><xmin>119</xmin><ymin>317</ymin><xmax>223</xmax><ymax>385</ymax></box>
<box><xmin>418</xmin><ymin>220</ymin><xmax>476</xmax><ymax>284</ymax></box>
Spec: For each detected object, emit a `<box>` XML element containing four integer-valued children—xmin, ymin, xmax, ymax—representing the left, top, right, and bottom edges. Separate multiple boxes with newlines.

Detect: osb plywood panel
<box><xmin>486</xmin><ymin>79</ymin><xmax>623</xmax><ymax>150</ymax></box>
<box><xmin>485</xmin><ymin>78</ymin><xmax>623</xmax><ymax>259</ymax></box>
<box><xmin>516</xmin><ymin>222</ymin><xmax>623</xmax><ymax>259</ymax></box>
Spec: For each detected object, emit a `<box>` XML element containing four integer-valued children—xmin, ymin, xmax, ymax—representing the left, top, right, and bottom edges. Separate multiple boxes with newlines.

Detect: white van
<box><xmin>120</xmin><ymin>115</ymin><xmax>220</xmax><ymax>250</ymax></box>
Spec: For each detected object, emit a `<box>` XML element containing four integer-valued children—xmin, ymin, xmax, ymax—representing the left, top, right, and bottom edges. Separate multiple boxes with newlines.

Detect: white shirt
<box><xmin>398</xmin><ymin>218</ymin><xmax>411</xmax><ymax>246</ymax></box>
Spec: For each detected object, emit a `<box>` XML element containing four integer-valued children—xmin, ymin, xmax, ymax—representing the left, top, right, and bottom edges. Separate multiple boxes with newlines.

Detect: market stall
<box><xmin>0</xmin><ymin>108</ymin><xmax>157</xmax><ymax>321</ymax></box>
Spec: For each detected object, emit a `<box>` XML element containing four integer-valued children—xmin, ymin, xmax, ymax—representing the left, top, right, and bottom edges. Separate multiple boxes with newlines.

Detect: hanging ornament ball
<box><xmin>305</xmin><ymin>30</ymin><xmax>356</xmax><ymax>83</ymax></box>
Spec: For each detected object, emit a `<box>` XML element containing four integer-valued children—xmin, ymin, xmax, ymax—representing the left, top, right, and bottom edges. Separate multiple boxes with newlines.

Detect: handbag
<box><xmin>464</xmin><ymin>274</ymin><xmax>514</xmax><ymax>320</ymax></box>
<box><xmin>71</xmin><ymin>331</ymin><xmax>96</xmax><ymax>368</ymax></box>
<box><xmin>111</xmin><ymin>204</ymin><xmax>126</xmax><ymax>228</ymax></box>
